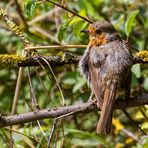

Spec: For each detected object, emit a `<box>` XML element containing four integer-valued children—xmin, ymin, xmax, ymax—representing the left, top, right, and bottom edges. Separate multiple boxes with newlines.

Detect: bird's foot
<box><xmin>87</xmin><ymin>92</ymin><xmax>94</xmax><ymax>103</ymax></box>
<box><xmin>97</xmin><ymin>100</ymin><xmax>103</xmax><ymax>110</ymax></box>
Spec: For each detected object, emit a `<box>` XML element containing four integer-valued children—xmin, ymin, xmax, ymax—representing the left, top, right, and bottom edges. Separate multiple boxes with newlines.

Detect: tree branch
<box><xmin>0</xmin><ymin>52</ymin><xmax>148</xmax><ymax>68</ymax></box>
<box><xmin>0</xmin><ymin>93</ymin><xmax>148</xmax><ymax>128</ymax></box>
<box><xmin>19</xmin><ymin>54</ymin><xmax>80</xmax><ymax>67</ymax></box>
<box><xmin>14</xmin><ymin>0</ymin><xmax>28</xmax><ymax>29</ymax></box>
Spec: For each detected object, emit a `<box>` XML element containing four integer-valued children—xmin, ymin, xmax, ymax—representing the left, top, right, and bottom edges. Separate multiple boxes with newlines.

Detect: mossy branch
<box><xmin>0</xmin><ymin>8</ymin><xmax>30</xmax><ymax>47</ymax></box>
<box><xmin>0</xmin><ymin>54</ymin><xmax>26</xmax><ymax>68</ymax></box>
<box><xmin>0</xmin><ymin>50</ymin><xmax>148</xmax><ymax>68</ymax></box>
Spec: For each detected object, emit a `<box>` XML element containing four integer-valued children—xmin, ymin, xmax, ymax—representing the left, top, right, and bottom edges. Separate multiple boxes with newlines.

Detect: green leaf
<box><xmin>131</xmin><ymin>64</ymin><xmax>141</xmax><ymax>78</ymax></box>
<box><xmin>72</xmin><ymin>78</ymin><xmax>86</xmax><ymax>93</ymax></box>
<box><xmin>143</xmin><ymin>77</ymin><xmax>148</xmax><ymax>90</ymax></box>
<box><xmin>24</xmin><ymin>0</ymin><xmax>37</xmax><ymax>18</ymax></box>
<box><xmin>131</xmin><ymin>74</ymin><xmax>138</xmax><ymax>87</ymax></box>
<box><xmin>62</xmin><ymin>72</ymin><xmax>78</xmax><ymax>85</ymax></box>
<box><xmin>58</xmin><ymin>20</ymin><xmax>70</xmax><ymax>43</ymax></box>
<box><xmin>64</xmin><ymin>129</ymin><xmax>108</xmax><ymax>146</ymax></box>
<box><xmin>73</xmin><ymin>21</ymin><xmax>87</xmax><ymax>36</ymax></box>
<box><xmin>78</xmin><ymin>0</ymin><xmax>95</xmax><ymax>16</ymax></box>
<box><xmin>63</xmin><ymin>78</ymin><xmax>76</xmax><ymax>85</ymax></box>
<box><xmin>69</xmin><ymin>9</ymin><xmax>86</xmax><ymax>26</ymax></box>
<box><xmin>125</xmin><ymin>10</ymin><xmax>139</xmax><ymax>37</ymax></box>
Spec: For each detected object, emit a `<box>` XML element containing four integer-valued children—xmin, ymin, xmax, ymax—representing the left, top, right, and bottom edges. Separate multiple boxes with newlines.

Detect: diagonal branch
<box><xmin>0</xmin><ymin>93</ymin><xmax>148</xmax><ymax>128</ymax></box>
<box><xmin>45</xmin><ymin>0</ymin><xmax>93</xmax><ymax>24</ymax></box>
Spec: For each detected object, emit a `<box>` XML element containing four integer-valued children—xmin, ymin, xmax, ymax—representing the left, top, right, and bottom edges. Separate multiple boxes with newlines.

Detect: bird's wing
<box><xmin>88</xmin><ymin>46</ymin><xmax>108</xmax><ymax>108</ymax></box>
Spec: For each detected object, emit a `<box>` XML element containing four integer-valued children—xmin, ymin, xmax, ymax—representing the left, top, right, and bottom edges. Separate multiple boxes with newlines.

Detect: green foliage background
<box><xmin>0</xmin><ymin>0</ymin><xmax>148</xmax><ymax>147</ymax></box>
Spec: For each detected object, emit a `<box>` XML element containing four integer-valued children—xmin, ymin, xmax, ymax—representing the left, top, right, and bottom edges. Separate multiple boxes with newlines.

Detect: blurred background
<box><xmin>0</xmin><ymin>0</ymin><xmax>148</xmax><ymax>147</ymax></box>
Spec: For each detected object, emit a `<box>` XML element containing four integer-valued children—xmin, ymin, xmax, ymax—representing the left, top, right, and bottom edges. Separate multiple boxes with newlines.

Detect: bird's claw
<box><xmin>87</xmin><ymin>93</ymin><xmax>94</xmax><ymax>103</ymax></box>
<box><xmin>97</xmin><ymin>100</ymin><xmax>103</xmax><ymax>110</ymax></box>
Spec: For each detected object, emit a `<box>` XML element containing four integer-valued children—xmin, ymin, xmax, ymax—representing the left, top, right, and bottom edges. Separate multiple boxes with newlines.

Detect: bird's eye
<box><xmin>96</xmin><ymin>30</ymin><xmax>101</xmax><ymax>34</ymax></box>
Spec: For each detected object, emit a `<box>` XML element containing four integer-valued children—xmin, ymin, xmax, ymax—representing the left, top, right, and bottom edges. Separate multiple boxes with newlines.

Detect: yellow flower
<box><xmin>125</xmin><ymin>138</ymin><xmax>133</xmax><ymax>144</ymax></box>
<box><xmin>115</xmin><ymin>143</ymin><xmax>124</xmax><ymax>148</ymax></box>
<box><xmin>112</xmin><ymin>118</ymin><xmax>124</xmax><ymax>134</ymax></box>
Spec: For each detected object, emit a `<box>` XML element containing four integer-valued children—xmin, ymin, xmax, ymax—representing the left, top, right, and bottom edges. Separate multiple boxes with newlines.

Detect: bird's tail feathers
<box><xmin>96</xmin><ymin>83</ymin><xmax>117</xmax><ymax>134</ymax></box>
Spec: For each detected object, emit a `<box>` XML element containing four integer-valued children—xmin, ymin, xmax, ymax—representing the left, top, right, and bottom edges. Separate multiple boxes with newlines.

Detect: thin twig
<box><xmin>27</xmin><ymin>67</ymin><xmax>49</xmax><ymax>141</ymax></box>
<box><xmin>25</xmin><ymin>45</ymin><xmax>87</xmax><ymax>51</ymax></box>
<box><xmin>56</xmin><ymin>112</ymin><xmax>74</xmax><ymax>120</ymax></box>
<box><xmin>0</xmin><ymin>131</ymin><xmax>9</xmax><ymax>147</ymax></box>
<box><xmin>27</xmin><ymin>67</ymin><xmax>38</xmax><ymax>109</ymax></box>
<box><xmin>45</xmin><ymin>0</ymin><xmax>93</xmax><ymax>24</ymax></box>
<box><xmin>32</xmin><ymin>58</ymin><xmax>56</xmax><ymax>106</ymax></box>
<box><xmin>6</xmin><ymin>0</ymin><xmax>13</xmax><ymax>10</ymax></box>
<box><xmin>11</xmin><ymin>51</ymin><xmax>27</xmax><ymax>115</ymax></box>
<box><xmin>37</xmin><ymin>120</ymin><xmax>48</xmax><ymax>141</ymax></box>
<box><xmin>54</xmin><ymin>5</ymin><xmax>61</xmax><ymax>30</ymax></box>
<box><xmin>122</xmin><ymin>128</ymin><xmax>141</xmax><ymax>143</ymax></box>
<box><xmin>60</xmin><ymin>121</ymin><xmax>65</xmax><ymax>148</ymax></box>
<box><xmin>30</xmin><ymin>26</ymin><xmax>59</xmax><ymax>44</ymax></box>
<box><xmin>14</xmin><ymin>0</ymin><xmax>28</xmax><ymax>28</ymax></box>
<box><xmin>33</xmin><ymin>67</ymin><xmax>56</xmax><ymax>107</ymax></box>
<box><xmin>40</xmin><ymin>56</ymin><xmax>66</xmax><ymax>106</ymax></box>
<box><xmin>5</xmin><ymin>127</ymin><xmax>47</xmax><ymax>148</ymax></box>
<box><xmin>122</xmin><ymin>109</ymin><xmax>147</xmax><ymax>135</ymax></box>
<box><xmin>139</xmin><ymin>107</ymin><xmax>148</xmax><ymax>121</ymax></box>
<box><xmin>28</xmin><ymin>7</ymin><xmax>62</xmax><ymax>25</ymax></box>
<box><xmin>47</xmin><ymin>119</ymin><xmax>59</xmax><ymax>148</ymax></box>
<box><xmin>9</xmin><ymin>131</ymin><xmax>13</xmax><ymax>148</ymax></box>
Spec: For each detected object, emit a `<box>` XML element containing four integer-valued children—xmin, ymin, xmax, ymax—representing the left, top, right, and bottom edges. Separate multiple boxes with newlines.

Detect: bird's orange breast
<box><xmin>89</xmin><ymin>33</ymin><xmax>107</xmax><ymax>46</ymax></box>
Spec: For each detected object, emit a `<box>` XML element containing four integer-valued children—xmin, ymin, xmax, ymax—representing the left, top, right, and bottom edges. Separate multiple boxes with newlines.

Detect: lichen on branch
<box><xmin>0</xmin><ymin>54</ymin><xmax>26</xmax><ymax>68</ymax></box>
<box><xmin>136</xmin><ymin>50</ymin><xmax>148</xmax><ymax>61</ymax></box>
<box><xmin>0</xmin><ymin>50</ymin><xmax>147</xmax><ymax>68</ymax></box>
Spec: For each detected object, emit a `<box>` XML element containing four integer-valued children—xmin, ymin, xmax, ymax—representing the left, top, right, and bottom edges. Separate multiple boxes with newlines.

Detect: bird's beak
<box><xmin>80</xmin><ymin>30</ymin><xmax>89</xmax><ymax>34</ymax></box>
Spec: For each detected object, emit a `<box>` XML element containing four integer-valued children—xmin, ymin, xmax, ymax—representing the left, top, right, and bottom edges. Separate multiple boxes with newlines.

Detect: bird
<box><xmin>79</xmin><ymin>20</ymin><xmax>133</xmax><ymax>134</ymax></box>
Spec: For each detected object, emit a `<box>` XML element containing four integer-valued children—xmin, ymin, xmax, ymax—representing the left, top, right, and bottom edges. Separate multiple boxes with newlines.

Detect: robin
<box><xmin>79</xmin><ymin>20</ymin><xmax>133</xmax><ymax>134</ymax></box>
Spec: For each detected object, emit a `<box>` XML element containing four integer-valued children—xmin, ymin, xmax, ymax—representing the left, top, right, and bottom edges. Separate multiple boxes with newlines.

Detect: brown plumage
<box><xmin>79</xmin><ymin>21</ymin><xmax>133</xmax><ymax>134</ymax></box>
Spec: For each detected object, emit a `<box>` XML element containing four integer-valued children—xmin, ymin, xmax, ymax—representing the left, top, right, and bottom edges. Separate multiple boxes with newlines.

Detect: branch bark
<box><xmin>19</xmin><ymin>54</ymin><xmax>80</xmax><ymax>67</ymax></box>
<box><xmin>0</xmin><ymin>93</ymin><xmax>148</xmax><ymax>128</ymax></box>
<box><xmin>0</xmin><ymin>53</ymin><xmax>147</xmax><ymax>68</ymax></box>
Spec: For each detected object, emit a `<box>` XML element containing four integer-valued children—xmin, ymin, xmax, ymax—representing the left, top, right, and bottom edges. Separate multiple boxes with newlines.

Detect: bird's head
<box><xmin>81</xmin><ymin>21</ymin><xmax>120</xmax><ymax>46</ymax></box>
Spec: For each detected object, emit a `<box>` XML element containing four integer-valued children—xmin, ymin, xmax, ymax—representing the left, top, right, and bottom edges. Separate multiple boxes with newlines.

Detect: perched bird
<box><xmin>79</xmin><ymin>20</ymin><xmax>133</xmax><ymax>134</ymax></box>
